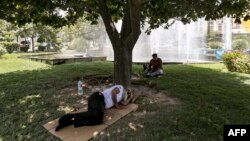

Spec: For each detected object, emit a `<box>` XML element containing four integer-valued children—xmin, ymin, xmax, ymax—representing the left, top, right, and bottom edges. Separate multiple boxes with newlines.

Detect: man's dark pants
<box><xmin>55</xmin><ymin>92</ymin><xmax>105</xmax><ymax>131</ymax></box>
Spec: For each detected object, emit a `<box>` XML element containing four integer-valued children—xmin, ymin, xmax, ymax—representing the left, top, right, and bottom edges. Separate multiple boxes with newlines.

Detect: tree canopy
<box><xmin>16</xmin><ymin>23</ymin><xmax>59</xmax><ymax>51</ymax></box>
<box><xmin>1</xmin><ymin>0</ymin><xmax>250</xmax><ymax>87</ymax></box>
<box><xmin>1</xmin><ymin>0</ymin><xmax>250</xmax><ymax>30</ymax></box>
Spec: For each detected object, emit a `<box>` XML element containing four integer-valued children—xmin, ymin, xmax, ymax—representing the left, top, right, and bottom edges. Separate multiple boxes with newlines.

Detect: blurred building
<box><xmin>209</xmin><ymin>19</ymin><xmax>250</xmax><ymax>34</ymax></box>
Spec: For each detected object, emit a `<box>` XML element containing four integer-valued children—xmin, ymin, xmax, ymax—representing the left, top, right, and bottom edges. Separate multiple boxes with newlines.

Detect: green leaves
<box><xmin>0</xmin><ymin>0</ymin><xmax>250</xmax><ymax>33</ymax></box>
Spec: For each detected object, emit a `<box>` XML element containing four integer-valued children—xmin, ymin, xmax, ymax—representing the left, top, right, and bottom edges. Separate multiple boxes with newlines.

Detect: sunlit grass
<box><xmin>0</xmin><ymin>54</ymin><xmax>51</xmax><ymax>74</ymax></box>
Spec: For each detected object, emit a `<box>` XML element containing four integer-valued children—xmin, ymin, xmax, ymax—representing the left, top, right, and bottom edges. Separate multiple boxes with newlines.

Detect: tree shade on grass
<box><xmin>1</xmin><ymin>0</ymin><xmax>250</xmax><ymax>87</ymax></box>
<box><xmin>1</xmin><ymin>55</ymin><xmax>250</xmax><ymax>141</ymax></box>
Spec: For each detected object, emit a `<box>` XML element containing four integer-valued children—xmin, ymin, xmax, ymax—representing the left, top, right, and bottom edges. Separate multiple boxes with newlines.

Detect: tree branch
<box><xmin>98</xmin><ymin>0</ymin><xmax>119</xmax><ymax>46</ymax></box>
<box><xmin>120</xmin><ymin>0</ymin><xmax>132</xmax><ymax>40</ymax></box>
<box><xmin>129</xmin><ymin>0</ymin><xmax>141</xmax><ymax>33</ymax></box>
<box><xmin>125</xmin><ymin>0</ymin><xmax>142</xmax><ymax>49</ymax></box>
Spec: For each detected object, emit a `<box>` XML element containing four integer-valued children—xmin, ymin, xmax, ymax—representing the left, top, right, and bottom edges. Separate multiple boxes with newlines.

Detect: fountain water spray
<box><xmin>105</xmin><ymin>19</ymin><xmax>209</xmax><ymax>63</ymax></box>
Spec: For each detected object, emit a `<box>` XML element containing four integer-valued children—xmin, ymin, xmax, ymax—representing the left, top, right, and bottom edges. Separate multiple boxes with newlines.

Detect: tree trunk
<box><xmin>98</xmin><ymin>0</ymin><xmax>141</xmax><ymax>88</ymax></box>
<box><xmin>113</xmin><ymin>40</ymin><xmax>133</xmax><ymax>88</ymax></box>
<box><xmin>31</xmin><ymin>35</ymin><xmax>34</xmax><ymax>52</ymax></box>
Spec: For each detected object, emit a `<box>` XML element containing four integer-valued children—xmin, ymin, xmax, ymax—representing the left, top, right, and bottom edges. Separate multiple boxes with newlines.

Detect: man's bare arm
<box><xmin>120</xmin><ymin>94</ymin><xmax>134</xmax><ymax>106</ymax></box>
<box><xmin>111</xmin><ymin>87</ymin><xmax>126</xmax><ymax>109</ymax></box>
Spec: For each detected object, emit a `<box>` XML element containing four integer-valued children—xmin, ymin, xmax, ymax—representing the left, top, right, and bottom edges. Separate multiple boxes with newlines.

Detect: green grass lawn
<box><xmin>0</xmin><ymin>54</ymin><xmax>250</xmax><ymax>141</ymax></box>
<box><xmin>0</xmin><ymin>54</ymin><xmax>51</xmax><ymax>74</ymax></box>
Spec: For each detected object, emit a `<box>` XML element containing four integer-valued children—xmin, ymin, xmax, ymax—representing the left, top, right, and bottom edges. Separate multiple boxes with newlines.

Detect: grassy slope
<box><xmin>1</xmin><ymin>54</ymin><xmax>250</xmax><ymax>141</ymax></box>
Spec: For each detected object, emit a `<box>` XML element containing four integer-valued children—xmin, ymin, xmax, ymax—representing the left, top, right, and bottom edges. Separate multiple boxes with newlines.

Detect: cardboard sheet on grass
<box><xmin>43</xmin><ymin>103</ymin><xmax>138</xmax><ymax>141</ymax></box>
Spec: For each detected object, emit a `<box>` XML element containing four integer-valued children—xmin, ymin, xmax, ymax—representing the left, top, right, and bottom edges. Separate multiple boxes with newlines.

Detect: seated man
<box><xmin>144</xmin><ymin>53</ymin><xmax>164</xmax><ymax>77</ymax></box>
<box><xmin>55</xmin><ymin>85</ymin><xmax>134</xmax><ymax>131</ymax></box>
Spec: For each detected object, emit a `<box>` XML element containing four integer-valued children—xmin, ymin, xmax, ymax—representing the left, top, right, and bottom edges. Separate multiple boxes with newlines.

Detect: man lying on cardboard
<box><xmin>55</xmin><ymin>85</ymin><xmax>134</xmax><ymax>131</ymax></box>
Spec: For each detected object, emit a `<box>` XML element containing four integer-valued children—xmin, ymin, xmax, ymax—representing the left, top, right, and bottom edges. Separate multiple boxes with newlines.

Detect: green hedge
<box><xmin>0</xmin><ymin>42</ymin><xmax>19</xmax><ymax>53</ymax></box>
<box><xmin>223</xmin><ymin>51</ymin><xmax>250</xmax><ymax>73</ymax></box>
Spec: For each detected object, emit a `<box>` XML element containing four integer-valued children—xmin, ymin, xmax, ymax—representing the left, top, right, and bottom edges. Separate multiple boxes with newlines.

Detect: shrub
<box><xmin>0</xmin><ymin>42</ymin><xmax>19</xmax><ymax>53</ymax></box>
<box><xmin>20</xmin><ymin>46</ymin><xmax>29</xmax><ymax>52</ymax></box>
<box><xmin>37</xmin><ymin>37</ymin><xmax>46</xmax><ymax>43</ymax></box>
<box><xmin>38</xmin><ymin>46</ymin><xmax>45</xmax><ymax>51</ymax></box>
<box><xmin>223</xmin><ymin>51</ymin><xmax>250</xmax><ymax>73</ymax></box>
<box><xmin>232</xmin><ymin>39</ymin><xmax>249</xmax><ymax>51</ymax></box>
<box><xmin>0</xmin><ymin>45</ymin><xmax>6</xmax><ymax>58</ymax></box>
<box><xmin>234</xmin><ymin>57</ymin><xmax>250</xmax><ymax>73</ymax></box>
<box><xmin>208</xmin><ymin>41</ymin><xmax>223</xmax><ymax>49</ymax></box>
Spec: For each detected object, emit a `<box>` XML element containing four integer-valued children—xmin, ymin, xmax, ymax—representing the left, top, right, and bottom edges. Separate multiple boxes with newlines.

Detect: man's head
<box><xmin>152</xmin><ymin>53</ymin><xmax>158</xmax><ymax>60</ymax></box>
<box><xmin>113</xmin><ymin>87</ymin><xmax>120</xmax><ymax>94</ymax></box>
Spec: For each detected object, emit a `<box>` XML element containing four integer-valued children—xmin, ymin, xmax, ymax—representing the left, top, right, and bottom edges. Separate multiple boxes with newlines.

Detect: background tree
<box><xmin>60</xmin><ymin>17</ymin><xmax>106</xmax><ymax>53</ymax></box>
<box><xmin>0</xmin><ymin>20</ymin><xmax>17</xmax><ymax>42</ymax></box>
<box><xmin>1</xmin><ymin>0</ymin><xmax>250</xmax><ymax>87</ymax></box>
<box><xmin>17</xmin><ymin>24</ymin><xmax>36</xmax><ymax>52</ymax></box>
<box><xmin>17</xmin><ymin>24</ymin><xmax>59</xmax><ymax>52</ymax></box>
<box><xmin>0</xmin><ymin>20</ymin><xmax>19</xmax><ymax>53</ymax></box>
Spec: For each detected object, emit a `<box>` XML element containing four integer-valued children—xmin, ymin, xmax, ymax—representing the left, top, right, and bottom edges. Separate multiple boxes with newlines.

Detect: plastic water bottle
<box><xmin>77</xmin><ymin>80</ymin><xmax>83</xmax><ymax>95</ymax></box>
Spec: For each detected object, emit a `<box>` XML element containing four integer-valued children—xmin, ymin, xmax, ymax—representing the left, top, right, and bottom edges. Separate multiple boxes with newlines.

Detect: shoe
<box><xmin>58</xmin><ymin>114</ymin><xmax>73</xmax><ymax>124</ymax></box>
